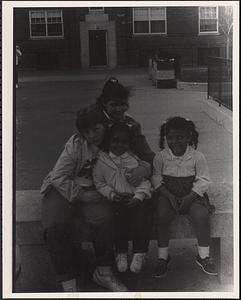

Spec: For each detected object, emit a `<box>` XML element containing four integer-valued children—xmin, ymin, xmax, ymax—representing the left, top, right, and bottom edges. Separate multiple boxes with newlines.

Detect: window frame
<box><xmin>132</xmin><ymin>7</ymin><xmax>167</xmax><ymax>35</ymax></box>
<box><xmin>198</xmin><ymin>6</ymin><xmax>219</xmax><ymax>35</ymax></box>
<box><xmin>29</xmin><ymin>9</ymin><xmax>64</xmax><ymax>39</ymax></box>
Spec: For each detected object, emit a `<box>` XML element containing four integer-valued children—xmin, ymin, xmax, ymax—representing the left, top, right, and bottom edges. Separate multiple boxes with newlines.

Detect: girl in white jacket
<box><xmin>93</xmin><ymin>123</ymin><xmax>153</xmax><ymax>274</ymax></box>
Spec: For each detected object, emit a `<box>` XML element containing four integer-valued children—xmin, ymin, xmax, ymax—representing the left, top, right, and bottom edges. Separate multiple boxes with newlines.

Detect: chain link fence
<box><xmin>208</xmin><ymin>57</ymin><xmax>232</xmax><ymax>111</ymax></box>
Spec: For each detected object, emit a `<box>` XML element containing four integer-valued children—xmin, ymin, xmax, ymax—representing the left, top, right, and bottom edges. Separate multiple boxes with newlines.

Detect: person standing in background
<box><xmin>16</xmin><ymin>45</ymin><xmax>22</xmax><ymax>88</ymax></box>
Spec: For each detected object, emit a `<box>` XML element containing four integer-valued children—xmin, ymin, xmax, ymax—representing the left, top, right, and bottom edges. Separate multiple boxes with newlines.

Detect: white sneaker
<box><xmin>116</xmin><ymin>253</ymin><xmax>128</xmax><ymax>273</ymax></box>
<box><xmin>61</xmin><ymin>278</ymin><xmax>77</xmax><ymax>292</ymax></box>
<box><xmin>130</xmin><ymin>253</ymin><xmax>146</xmax><ymax>273</ymax></box>
<box><xmin>93</xmin><ymin>268</ymin><xmax>128</xmax><ymax>292</ymax></box>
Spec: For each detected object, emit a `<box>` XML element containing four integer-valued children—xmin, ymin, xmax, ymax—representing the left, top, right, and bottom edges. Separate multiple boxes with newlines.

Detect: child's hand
<box><xmin>112</xmin><ymin>192</ymin><xmax>132</xmax><ymax>203</ymax></box>
<box><xmin>112</xmin><ymin>193</ymin><xmax>123</xmax><ymax>202</ymax></box>
<box><xmin>125</xmin><ymin>166</ymin><xmax>145</xmax><ymax>187</ymax></box>
<box><xmin>123</xmin><ymin>197</ymin><xmax>141</xmax><ymax>208</ymax></box>
<box><xmin>118</xmin><ymin>192</ymin><xmax>133</xmax><ymax>199</ymax></box>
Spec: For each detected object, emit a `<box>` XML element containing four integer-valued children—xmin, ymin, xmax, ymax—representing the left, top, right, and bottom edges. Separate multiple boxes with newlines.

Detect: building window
<box><xmin>29</xmin><ymin>10</ymin><xmax>64</xmax><ymax>38</ymax></box>
<box><xmin>198</xmin><ymin>47</ymin><xmax>220</xmax><ymax>66</ymax></box>
<box><xmin>199</xmin><ymin>7</ymin><xmax>218</xmax><ymax>34</ymax></box>
<box><xmin>133</xmin><ymin>7</ymin><xmax>166</xmax><ymax>34</ymax></box>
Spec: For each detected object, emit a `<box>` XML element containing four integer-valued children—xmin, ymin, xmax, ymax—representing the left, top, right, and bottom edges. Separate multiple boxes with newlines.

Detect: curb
<box><xmin>202</xmin><ymin>97</ymin><xmax>232</xmax><ymax>133</ymax></box>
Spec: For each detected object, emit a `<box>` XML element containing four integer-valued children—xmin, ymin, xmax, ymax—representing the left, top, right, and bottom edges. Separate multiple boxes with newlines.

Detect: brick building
<box><xmin>15</xmin><ymin>6</ymin><xmax>232</xmax><ymax>80</ymax></box>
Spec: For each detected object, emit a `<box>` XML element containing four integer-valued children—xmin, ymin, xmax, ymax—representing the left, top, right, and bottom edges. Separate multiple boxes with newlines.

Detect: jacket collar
<box><xmin>98</xmin><ymin>151</ymin><xmax>119</xmax><ymax>170</ymax></box>
<box><xmin>166</xmin><ymin>146</ymin><xmax>193</xmax><ymax>161</ymax></box>
<box><xmin>109</xmin><ymin>151</ymin><xmax>129</xmax><ymax>160</ymax></box>
<box><xmin>102</xmin><ymin>109</ymin><xmax>127</xmax><ymax>123</ymax></box>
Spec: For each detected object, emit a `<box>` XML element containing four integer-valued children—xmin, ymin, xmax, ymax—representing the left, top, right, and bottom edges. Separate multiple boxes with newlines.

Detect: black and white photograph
<box><xmin>2</xmin><ymin>1</ymin><xmax>239</xmax><ymax>298</ymax></box>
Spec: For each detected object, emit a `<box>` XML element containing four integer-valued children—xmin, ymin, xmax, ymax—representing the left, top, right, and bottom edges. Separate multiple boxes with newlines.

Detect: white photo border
<box><xmin>2</xmin><ymin>1</ymin><xmax>239</xmax><ymax>298</ymax></box>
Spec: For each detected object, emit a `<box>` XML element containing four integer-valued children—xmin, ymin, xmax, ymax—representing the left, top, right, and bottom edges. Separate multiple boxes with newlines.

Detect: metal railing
<box><xmin>207</xmin><ymin>56</ymin><xmax>232</xmax><ymax>111</ymax></box>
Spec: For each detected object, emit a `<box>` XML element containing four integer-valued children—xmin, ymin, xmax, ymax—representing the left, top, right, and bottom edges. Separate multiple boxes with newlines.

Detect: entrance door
<box><xmin>89</xmin><ymin>30</ymin><xmax>107</xmax><ymax>66</ymax></box>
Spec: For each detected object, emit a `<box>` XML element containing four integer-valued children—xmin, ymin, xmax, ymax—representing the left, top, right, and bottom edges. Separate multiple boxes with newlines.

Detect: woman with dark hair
<box><xmin>40</xmin><ymin>104</ymin><xmax>128</xmax><ymax>292</ymax></box>
<box><xmin>96</xmin><ymin>77</ymin><xmax>155</xmax><ymax>187</ymax></box>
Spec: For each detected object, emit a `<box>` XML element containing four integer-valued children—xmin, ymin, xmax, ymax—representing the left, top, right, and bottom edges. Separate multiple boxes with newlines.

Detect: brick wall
<box><xmin>15</xmin><ymin>6</ymin><xmax>230</xmax><ymax>71</ymax></box>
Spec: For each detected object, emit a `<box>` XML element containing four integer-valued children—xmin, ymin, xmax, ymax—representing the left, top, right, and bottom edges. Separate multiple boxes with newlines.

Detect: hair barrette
<box><xmin>109</xmin><ymin>77</ymin><xmax>118</xmax><ymax>83</ymax></box>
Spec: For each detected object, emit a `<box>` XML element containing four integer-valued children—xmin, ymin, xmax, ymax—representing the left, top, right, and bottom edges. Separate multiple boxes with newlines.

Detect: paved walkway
<box><xmin>15</xmin><ymin>68</ymin><xmax>234</xmax><ymax>295</ymax></box>
<box><xmin>18</xmin><ymin>67</ymin><xmax>232</xmax><ymax>185</ymax></box>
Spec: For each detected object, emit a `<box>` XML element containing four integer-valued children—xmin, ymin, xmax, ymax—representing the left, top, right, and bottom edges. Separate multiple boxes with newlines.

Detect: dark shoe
<box><xmin>196</xmin><ymin>255</ymin><xmax>218</xmax><ymax>275</ymax></box>
<box><xmin>154</xmin><ymin>255</ymin><xmax>171</xmax><ymax>278</ymax></box>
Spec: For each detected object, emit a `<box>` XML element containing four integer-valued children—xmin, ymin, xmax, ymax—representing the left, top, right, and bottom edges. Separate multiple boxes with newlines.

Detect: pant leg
<box><xmin>41</xmin><ymin>188</ymin><xmax>79</xmax><ymax>281</ymax></box>
<box><xmin>188</xmin><ymin>201</ymin><xmax>210</xmax><ymax>247</ymax></box>
<box><xmin>131</xmin><ymin>199</ymin><xmax>154</xmax><ymax>253</ymax></box>
<box><xmin>77</xmin><ymin>194</ymin><xmax>115</xmax><ymax>266</ymax></box>
<box><xmin>42</xmin><ymin>187</ymin><xmax>73</xmax><ymax>230</ymax></box>
<box><xmin>112</xmin><ymin>203</ymin><xmax>130</xmax><ymax>253</ymax></box>
<box><xmin>155</xmin><ymin>194</ymin><xmax>176</xmax><ymax>247</ymax></box>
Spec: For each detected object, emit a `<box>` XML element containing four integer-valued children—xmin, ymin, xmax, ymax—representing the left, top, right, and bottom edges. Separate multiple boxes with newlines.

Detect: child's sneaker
<box><xmin>130</xmin><ymin>253</ymin><xmax>146</xmax><ymax>273</ymax></box>
<box><xmin>116</xmin><ymin>253</ymin><xmax>128</xmax><ymax>273</ymax></box>
<box><xmin>154</xmin><ymin>255</ymin><xmax>171</xmax><ymax>278</ymax></box>
<box><xmin>61</xmin><ymin>278</ymin><xmax>77</xmax><ymax>292</ymax></box>
<box><xmin>93</xmin><ymin>268</ymin><xmax>128</xmax><ymax>292</ymax></box>
<box><xmin>196</xmin><ymin>255</ymin><xmax>218</xmax><ymax>275</ymax></box>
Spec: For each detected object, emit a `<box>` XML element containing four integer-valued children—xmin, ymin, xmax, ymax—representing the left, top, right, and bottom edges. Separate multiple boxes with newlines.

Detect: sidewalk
<box><xmin>15</xmin><ymin>67</ymin><xmax>233</xmax><ymax>294</ymax></box>
<box><xmin>19</xmin><ymin>67</ymin><xmax>150</xmax><ymax>83</ymax></box>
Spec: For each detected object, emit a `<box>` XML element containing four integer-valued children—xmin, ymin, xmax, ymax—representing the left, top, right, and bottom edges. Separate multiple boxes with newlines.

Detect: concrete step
<box><xmin>15</xmin><ymin>183</ymin><xmax>233</xmax><ymax>286</ymax></box>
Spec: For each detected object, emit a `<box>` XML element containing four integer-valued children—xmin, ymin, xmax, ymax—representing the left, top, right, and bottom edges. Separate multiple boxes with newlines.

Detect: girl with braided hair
<box><xmin>151</xmin><ymin>116</ymin><xmax>217</xmax><ymax>278</ymax></box>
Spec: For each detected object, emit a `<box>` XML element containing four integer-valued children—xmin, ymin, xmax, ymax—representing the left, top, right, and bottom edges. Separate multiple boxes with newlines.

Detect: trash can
<box><xmin>152</xmin><ymin>58</ymin><xmax>176</xmax><ymax>88</ymax></box>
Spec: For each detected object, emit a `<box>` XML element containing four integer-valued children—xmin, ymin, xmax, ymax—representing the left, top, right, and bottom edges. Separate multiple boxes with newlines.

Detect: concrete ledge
<box><xmin>202</xmin><ymin>97</ymin><xmax>232</xmax><ymax>133</ymax></box>
<box><xmin>16</xmin><ymin>190</ymin><xmax>42</xmax><ymax>222</ymax></box>
<box><xmin>16</xmin><ymin>183</ymin><xmax>232</xmax><ymax>239</ymax></box>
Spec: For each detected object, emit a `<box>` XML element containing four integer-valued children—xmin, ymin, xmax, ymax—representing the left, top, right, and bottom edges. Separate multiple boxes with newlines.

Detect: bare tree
<box><xmin>219</xmin><ymin>6</ymin><xmax>233</xmax><ymax>59</ymax></box>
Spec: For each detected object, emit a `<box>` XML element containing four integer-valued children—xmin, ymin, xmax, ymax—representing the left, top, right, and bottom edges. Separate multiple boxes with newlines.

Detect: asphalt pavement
<box><xmin>14</xmin><ymin>67</ymin><xmax>234</xmax><ymax>295</ymax></box>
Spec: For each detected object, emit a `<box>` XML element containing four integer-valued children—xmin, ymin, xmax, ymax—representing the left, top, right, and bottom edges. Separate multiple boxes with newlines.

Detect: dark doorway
<box><xmin>89</xmin><ymin>30</ymin><xmax>107</xmax><ymax>66</ymax></box>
